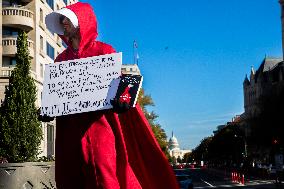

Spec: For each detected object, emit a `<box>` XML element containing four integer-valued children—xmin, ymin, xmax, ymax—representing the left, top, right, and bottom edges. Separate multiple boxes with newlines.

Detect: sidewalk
<box><xmin>206</xmin><ymin>167</ymin><xmax>274</xmax><ymax>182</ymax></box>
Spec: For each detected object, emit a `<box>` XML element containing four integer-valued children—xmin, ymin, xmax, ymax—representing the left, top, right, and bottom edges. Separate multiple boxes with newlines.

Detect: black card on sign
<box><xmin>115</xmin><ymin>74</ymin><xmax>143</xmax><ymax>107</ymax></box>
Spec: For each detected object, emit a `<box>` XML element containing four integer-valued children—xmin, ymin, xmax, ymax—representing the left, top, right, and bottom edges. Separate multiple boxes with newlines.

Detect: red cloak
<box><xmin>54</xmin><ymin>2</ymin><xmax>179</xmax><ymax>189</ymax></box>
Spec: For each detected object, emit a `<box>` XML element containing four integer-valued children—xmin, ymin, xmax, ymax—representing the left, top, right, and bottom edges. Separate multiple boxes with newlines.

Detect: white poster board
<box><xmin>41</xmin><ymin>52</ymin><xmax>122</xmax><ymax>117</ymax></box>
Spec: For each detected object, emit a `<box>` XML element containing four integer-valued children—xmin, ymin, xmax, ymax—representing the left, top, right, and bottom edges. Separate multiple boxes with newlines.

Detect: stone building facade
<box><xmin>121</xmin><ymin>64</ymin><xmax>141</xmax><ymax>75</ymax></box>
<box><xmin>243</xmin><ymin>57</ymin><xmax>284</xmax><ymax>119</ymax></box>
<box><xmin>0</xmin><ymin>0</ymin><xmax>78</xmax><ymax>158</ymax></box>
<box><xmin>242</xmin><ymin>0</ymin><xmax>284</xmax><ymax>119</ymax></box>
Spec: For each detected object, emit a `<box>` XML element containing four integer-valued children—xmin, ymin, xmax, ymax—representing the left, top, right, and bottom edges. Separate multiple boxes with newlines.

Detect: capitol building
<box><xmin>168</xmin><ymin>132</ymin><xmax>191</xmax><ymax>160</ymax></box>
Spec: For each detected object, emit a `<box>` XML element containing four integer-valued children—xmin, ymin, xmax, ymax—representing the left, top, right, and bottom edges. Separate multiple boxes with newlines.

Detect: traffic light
<box><xmin>273</xmin><ymin>139</ymin><xmax>278</xmax><ymax>145</ymax></box>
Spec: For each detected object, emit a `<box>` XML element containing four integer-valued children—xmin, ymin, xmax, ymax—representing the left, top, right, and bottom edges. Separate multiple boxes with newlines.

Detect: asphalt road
<box><xmin>181</xmin><ymin>168</ymin><xmax>284</xmax><ymax>189</ymax></box>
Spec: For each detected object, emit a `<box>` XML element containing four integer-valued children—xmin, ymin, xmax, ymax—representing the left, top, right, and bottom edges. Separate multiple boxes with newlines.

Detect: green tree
<box><xmin>177</xmin><ymin>156</ymin><xmax>182</xmax><ymax>164</ymax></box>
<box><xmin>183</xmin><ymin>152</ymin><xmax>193</xmax><ymax>163</ymax></box>
<box><xmin>137</xmin><ymin>89</ymin><xmax>169</xmax><ymax>157</ymax></box>
<box><xmin>137</xmin><ymin>89</ymin><xmax>154</xmax><ymax>112</ymax></box>
<box><xmin>190</xmin><ymin>136</ymin><xmax>212</xmax><ymax>162</ymax></box>
<box><xmin>208</xmin><ymin>124</ymin><xmax>245</xmax><ymax>166</ymax></box>
<box><xmin>0</xmin><ymin>31</ymin><xmax>42</xmax><ymax>162</ymax></box>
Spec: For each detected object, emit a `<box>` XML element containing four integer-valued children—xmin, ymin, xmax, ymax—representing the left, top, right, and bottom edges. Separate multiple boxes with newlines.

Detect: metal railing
<box><xmin>2</xmin><ymin>7</ymin><xmax>34</xmax><ymax>19</ymax></box>
<box><xmin>2</xmin><ymin>36</ymin><xmax>34</xmax><ymax>49</ymax></box>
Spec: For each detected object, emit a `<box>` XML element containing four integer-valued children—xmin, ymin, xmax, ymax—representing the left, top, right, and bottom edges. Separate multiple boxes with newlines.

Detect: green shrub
<box><xmin>0</xmin><ymin>31</ymin><xmax>42</xmax><ymax>162</ymax></box>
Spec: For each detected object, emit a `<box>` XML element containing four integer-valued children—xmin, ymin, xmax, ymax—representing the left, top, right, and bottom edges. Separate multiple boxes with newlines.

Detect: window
<box><xmin>11</xmin><ymin>58</ymin><xmax>16</xmax><ymax>66</ymax></box>
<box><xmin>2</xmin><ymin>0</ymin><xmax>10</xmax><ymax>6</ymax></box>
<box><xmin>47</xmin><ymin>124</ymin><xmax>54</xmax><ymax>142</ymax></box>
<box><xmin>46</xmin><ymin>42</ymin><xmax>55</xmax><ymax>59</ymax></box>
<box><xmin>3</xmin><ymin>27</ymin><xmax>19</xmax><ymax>36</ymax></box>
<box><xmin>47</xmin><ymin>0</ymin><xmax>54</xmax><ymax>10</ymax></box>
<box><xmin>40</xmin><ymin>8</ymin><xmax>43</xmax><ymax>22</ymax></box>
<box><xmin>3</xmin><ymin>0</ymin><xmax>19</xmax><ymax>6</ymax></box>
<box><xmin>2</xmin><ymin>57</ymin><xmax>17</xmax><ymax>67</ymax></box>
<box><xmin>40</xmin><ymin>35</ymin><xmax>43</xmax><ymax>50</ymax></box>
<box><xmin>40</xmin><ymin>63</ymin><xmax>44</xmax><ymax>78</ymax></box>
<box><xmin>47</xmin><ymin>124</ymin><xmax>55</xmax><ymax>155</ymax></box>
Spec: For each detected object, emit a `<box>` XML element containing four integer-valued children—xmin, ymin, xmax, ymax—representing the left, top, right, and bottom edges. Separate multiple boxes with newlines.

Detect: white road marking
<box><xmin>200</xmin><ymin>178</ymin><xmax>215</xmax><ymax>187</ymax></box>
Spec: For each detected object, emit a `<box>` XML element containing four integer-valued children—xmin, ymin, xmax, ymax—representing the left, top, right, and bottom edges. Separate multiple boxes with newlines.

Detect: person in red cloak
<box><xmin>45</xmin><ymin>2</ymin><xmax>179</xmax><ymax>189</ymax></box>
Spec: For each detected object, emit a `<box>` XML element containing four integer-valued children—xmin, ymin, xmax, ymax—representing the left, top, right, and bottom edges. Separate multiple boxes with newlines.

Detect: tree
<box><xmin>208</xmin><ymin>124</ymin><xmax>245</xmax><ymax>166</ymax></box>
<box><xmin>189</xmin><ymin>124</ymin><xmax>247</xmax><ymax>167</ymax></box>
<box><xmin>137</xmin><ymin>89</ymin><xmax>170</xmax><ymax>157</ymax></box>
<box><xmin>177</xmin><ymin>156</ymin><xmax>182</xmax><ymax>164</ymax></box>
<box><xmin>0</xmin><ymin>31</ymin><xmax>42</xmax><ymax>162</ymax></box>
<box><xmin>137</xmin><ymin>89</ymin><xmax>154</xmax><ymax>112</ymax></box>
<box><xmin>190</xmin><ymin>136</ymin><xmax>212</xmax><ymax>163</ymax></box>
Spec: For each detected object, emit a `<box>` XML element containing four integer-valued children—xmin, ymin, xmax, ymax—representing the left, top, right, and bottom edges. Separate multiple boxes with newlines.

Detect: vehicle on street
<box><xmin>174</xmin><ymin>169</ymin><xmax>193</xmax><ymax>189</ymax></box>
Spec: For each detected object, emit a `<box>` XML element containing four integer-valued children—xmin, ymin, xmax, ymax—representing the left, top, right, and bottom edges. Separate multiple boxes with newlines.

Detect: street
<box><xmin>181</xmin><ymin>168</ymin><xmax>284</xmax><ymax>189</ymax></box>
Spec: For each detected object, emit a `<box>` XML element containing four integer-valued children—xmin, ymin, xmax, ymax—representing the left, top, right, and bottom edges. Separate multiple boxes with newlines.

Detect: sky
<box><xmin>81</xmin><ymin>0</ymin><xmax>283</xmax><ymax>150</ymax></box>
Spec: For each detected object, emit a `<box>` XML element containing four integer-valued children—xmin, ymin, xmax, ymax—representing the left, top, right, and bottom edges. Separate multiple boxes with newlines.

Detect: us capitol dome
<box><xmin>169</xmin><ymin>134</ymin><xmax>180</xmax><ymax>150</ymax></box>
<box><xmin>168</xmin><ymin>132</ymin><xmax>191</xmax><ymax>160</ymax></box>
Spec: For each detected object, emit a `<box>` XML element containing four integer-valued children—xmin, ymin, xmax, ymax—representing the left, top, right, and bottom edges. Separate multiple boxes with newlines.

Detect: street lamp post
<box><xmin>234</xmin><ymin>134</ymin><xmax>248</xmax><ymax>161</ymax></box>
<box><xmin>244</xmin><ymin>139</ymin><xmax>248</xmax><ymax>158</ymax></box>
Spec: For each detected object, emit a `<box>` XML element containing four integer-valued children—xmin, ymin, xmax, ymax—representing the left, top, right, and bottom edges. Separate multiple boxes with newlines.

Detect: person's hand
<box><xmin>110</xmin><ymin>98</ymin><xmax>130</xmax><ymax>113</ymax></box>
<box><xmin>37</xmin><ymin>108</ymin><xmax>54</xmax><ymax>122</ymax></box>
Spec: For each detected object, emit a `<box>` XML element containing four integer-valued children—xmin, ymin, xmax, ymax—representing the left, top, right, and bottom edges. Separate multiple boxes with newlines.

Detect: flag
<box><xmin>133</xmin><ymin>40</ymin><xmax>139</xmax><ymax>64</ymax></box>
<box><xmin>134</xmin><ymin>40</ymin><xmax>138</xmax><ymax>49</ymax></box>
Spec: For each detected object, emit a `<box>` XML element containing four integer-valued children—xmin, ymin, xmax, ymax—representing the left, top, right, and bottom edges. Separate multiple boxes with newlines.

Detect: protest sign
<box><xmin>41</xmin><ymin>52</ymin><xmax>122</xmax><ymax>116</ymax></box>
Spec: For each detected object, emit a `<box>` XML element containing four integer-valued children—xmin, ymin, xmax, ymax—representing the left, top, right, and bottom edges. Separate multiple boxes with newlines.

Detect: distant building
<box><xmin>213</xmin><ymin>115</ymin><xmax>241</xmax><ymax>134</ymax></box>
<box><xmin>241</xmin><ymin>57</ymin><xmax>284</xmax><ymax>162</ymax></box>
<box><xmin>242</xmin><ymin>0</ymin><xmax>284</xmax><ymax>119</ymax></box>
<box><xmin>168</xmin><ymin>132</ymin><xmax>191</xmax><ymax>160</ymax></box>
<box><xmin>243</xmin><ymin>57</ymin><xmax>284</xmax><ymax>118</ymax></box>
<box><xmin>234</xmin><ymin>1</ymin><xmax>284</xmax><ymax>163</ymax></box>
<box><xmin>121</xmin><ymin>64</ymin><xmax>141</xmax><ymax>75</ymax></box>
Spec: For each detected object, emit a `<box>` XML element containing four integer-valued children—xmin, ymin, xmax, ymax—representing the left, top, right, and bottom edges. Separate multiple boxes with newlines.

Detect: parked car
<box><xmin>174</xmin><ymin>169</ymin><xmax>193</xmax><ymax>189</ymax></box>
<box><xmin>172</xmin><ymin>164</ymin><xmax>184</xmax><ymax>169</ymax></box>
<box><xmin>269</xmin><ymin>166</ymin><xmax>276</xmax><ymax>174</ymax></box>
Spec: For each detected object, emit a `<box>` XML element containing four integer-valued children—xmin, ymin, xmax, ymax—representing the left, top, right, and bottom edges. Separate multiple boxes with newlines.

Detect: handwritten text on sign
<box><xmin>41</xmin><ymin>52</ymin><xmax>122</xmax><ymax>116</ymax></box>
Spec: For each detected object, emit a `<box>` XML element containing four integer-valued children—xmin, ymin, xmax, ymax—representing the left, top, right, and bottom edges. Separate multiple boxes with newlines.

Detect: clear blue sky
<box><xmin>81</xmin><ymin>0</ymin><xmax>282</xmax><ymax>150</ymax></box>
